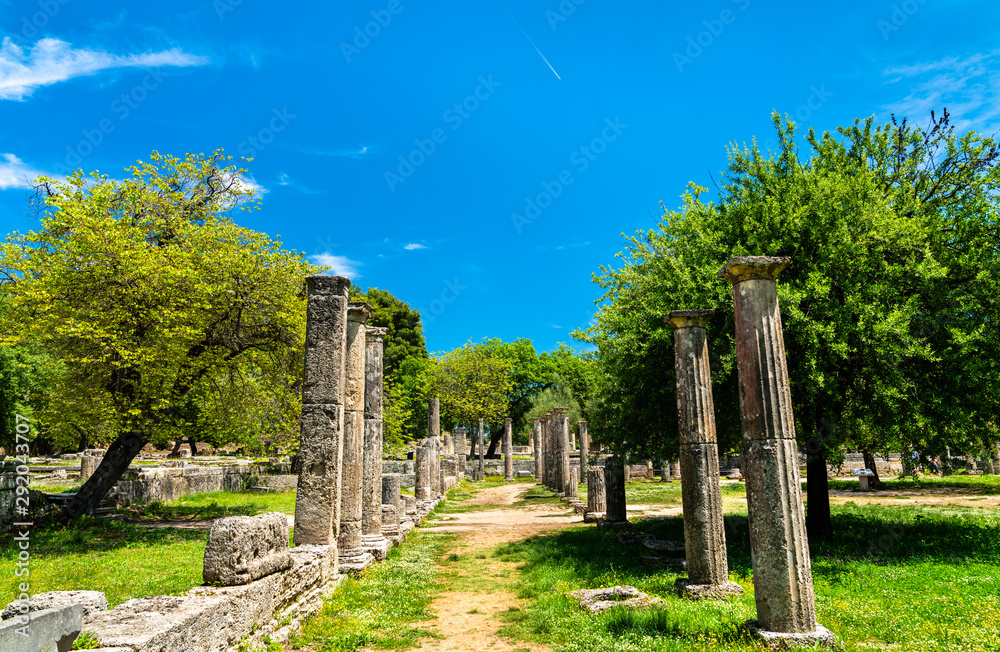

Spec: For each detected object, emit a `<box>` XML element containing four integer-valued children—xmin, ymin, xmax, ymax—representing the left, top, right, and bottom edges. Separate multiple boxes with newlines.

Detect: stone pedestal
<box><xmin>338</xmin><ymin>302</ymin><xmax>375</xmax><ymax>572</ymax></box>
<box><xmin>586</xmin><ymin>468</ymin><xmax>606</xmax><ymax>519</ymax></box>
<box><xmin>720</xmin><ymin>256</ymin><xmax>829</xmax><ymax>643</ymax></box>
<box><xmin>361</xmin><ymin>326</ymin><xmax>391</xmax><ymax>562</ymax></box>
<box><xmin>604</xmin><ymin>457</ymin><xmax>627</xmax><ymax>523</ymax></box>
<box><xmin>294</xmin><ymin>276</ymin><xmax>350</xmax><ymax>566</ymax></box>
<box><xmin>668</xmin><ymin>309</ymin><xmax>743</xmax><ymax>600</ymax></box>
<box><xmin>503</xmin><ymin>418</ymin><xmax>514</xmax><ymax>481</ymax></box>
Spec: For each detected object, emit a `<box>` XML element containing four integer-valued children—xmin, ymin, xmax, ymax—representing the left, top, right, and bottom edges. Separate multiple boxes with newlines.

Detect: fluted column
<box><xmin>338</xmin><ymin>302</ymin><xmax>374</xmax><ymax>571</ymax></box>
<box><xmin>361</xmin><ymin>326</ymin><xmax>391</xmax><ymax>560</ymax></box>
<box><xmin>668</xmin><ymin>309</ymin><xmax>742</xmax><ymax>598</ymax></box>
<box><xmin>604</xmin><ymin>456</ymin><xmax>627</xmax><ymax>522</ymax></box>
<box><xmin>579</xmin><ymin>421</ymin><xmax>589</xmax><ymax>481</ymax></box>
<box><xmin>555</xmin><ymin>408</ymin><xmax>572</xmax><ymax>497</ymax></box>
<box><xmin>294</xmin><ymin>276</ymin><xmax>350</xmax><ymax>566</ymax></box>
<box><xmin>428</xmin><ymin>399</ymin><xmax>443</xmax><ymax>496</ymax></box>
<box><xmin>414</xmin><ymin>444</ymin><xmax>432</xmax><ymax>500</ymax></box>
<box><xmin>477</xmin><ymin>418</ymin><xmax>485</xmax><ymax>481</ymax></box>
<box><xmin>719</xmin><ymin>256</ymin><xmax>831</xmax><ymax>643</ymax></box>
<box><xmin>503</xmin><ymin>418</ymin><xmax>514</xmax><ymax>481</ymax></box>
<box><xmin>455</xmin><ymin>427</ymin><xmax>467</xmax><ymax>475</ymax></box>
<box><xmin>587</xmin><ymin>467</ymin><xmax>606</xmax><ymax>515</ymax></box>
<box><xmin>532</xmin><ymin>418</ymin><xmax>543</xmax><ymax>481</ymax></box>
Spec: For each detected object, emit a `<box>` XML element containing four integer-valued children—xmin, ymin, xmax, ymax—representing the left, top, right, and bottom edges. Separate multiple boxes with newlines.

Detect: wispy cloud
<box><xmin>0</xmin><ymin>37</ymin><xmax>208</xmax><ymax>100</ymax></box>
<box><xmin>311</xmin><ymin>253</ymin><xmax>361</xmax><ymax>278</ymax></box>
<box><xmin>883</xmin><ymin>50</ymin><xmax>1000</xmax><ymax>134</ymax></box>
<box><xmin>403</xmin><ymin>243</ymin><xmax>426</xmax><ymax>250</ymax></box>
<box><xmin>277</xmin><ymin>172</ymin><xmax>322</xmax><ymax>195</ymax></box>
<box><xmin>551</xmin><ymin>324</ymin><xmax>564</xmax><ymax>329</ymax></box>
<box><xmin>0</xmin><ymin>153</ymin><xmax>52</xmax><ymax>189</ymax></box>
<box><xmin>312</xmin><ymin>145</ymin><xmax>376</xmax><ymax>159</ymax></box>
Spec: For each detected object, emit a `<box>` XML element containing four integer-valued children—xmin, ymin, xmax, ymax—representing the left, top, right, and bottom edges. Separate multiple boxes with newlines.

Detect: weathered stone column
<box><xmin>660</xmin><ymin>460</ymin><xmax>672</xmax><ymax>483</ymax></box>
<box><xmin>533</xmin><ymin>418</ymin><xmax>543</xmax><ymax>481</ymax></box>
<box><xmin>565</xmin><ymin>467</ymin><xmax>579</xmax><ymax>500</ymax></box>
<box><xmin>719</xmin><ymin>256</ymin><xmax>832</xmax><ymax>644</ymax></box>
<box><xmin>361</xmin><ymin>326</ymin><xmax>391</xmax><ymax>561</ymax></box>
<box><xmin>414</xmin><ymin>444</ymin><xmax>432</xmax><ymax>500</ymax></box>
<box><xmin>428</xmin><ymin>398</ymin><xmax>440</xmax><ymax>439</ymax></box>
<box><xmin>294</xmin><ymin>275</ymin><xmax>350</xmax><ymax>562</ymax></box>
<box><xmin>443</xmin><ymin>434</ymin><xmax>454</xmax><ymax>455</ymax></box>
<box><xmin>338</xmin><ymin>302</ymin><xmax>374</xmax><ymax>571</ymax></box>
<box><xmin>428</xmin><ymin>399</ymin><xmax>443</xmax><ymax>496</ymax></box>
<box><xmin>586</xmin><ymin>467</ymin><xmax>606</xmax><ymax>517</ymax></box>
<box><xmin>579</xmin><ymin>421</ymin><xmax>589</xmax><ymax>482</ymax></box>
<box><xmin>477</xmin><ymin>418</ymin><xmax>486</xmax><ymax>481</ymax></box>
<box><xmin>671</xmin><ymin>460</ymin><xmax>682</xmax><ymax>480</ymax></box>
<box><xmin>503</xmin><ymin>418</ymin><xmax>514</xmax><ymax>481</ymax></box>
<box><xmin>382</xmin><ymin>473</ymin><xmax>403</xmax><ymax>525</ymax></box>
<box><xmin>455</xmin><ymin>427</ymin><xmax>468</xmax><ymax>475</ymax></box>
<box><xmin>668</xmin><ymin>309</ymin><xmax>743</xmax><ymax>599</ymax></box>
<box><xmin>381</xmin><ymin>473</ymin><xmax>402</xmax><ymax>542</ymax></box>
<box><xmin>555</xmin><ymin>408</ymin><xmax>572</xmax><ymax>497</ymax></box>
<box><xmin>604</xmin><ymin>456</ymin><xmax>627</xmax><ymax>523</ymax></box>
<box><xmin>547</xmin><ymin>412</ymin><xmax>559</xmax><ymax>491</ymax></box>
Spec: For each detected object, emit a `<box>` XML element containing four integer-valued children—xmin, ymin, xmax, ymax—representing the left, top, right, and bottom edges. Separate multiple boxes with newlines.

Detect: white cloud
<box><xmin>311</xmin><ymin>253</ymin><xmax>361</xmax><ymax>278</ymax></box>
<box><xmin>312</xmin><ymin>145</ymin><xmax>376</xmax><ymax>159</ymax></box>
<box><xmin>883</xmin><ymin>51</ymin><xmax>1000</xmax><ymax>133</ymax></box>
<box><xmin>404</xmin><ymin>243</ymin><xmax>426</xmax><ymax>250</ymax></box>
<box><xmin>0</xmin><ymin>153</ymin><xmax>52</xmax><ymax>189</ymax></box>
<box><xmin>277</xmin><ymin>172</ymin><xmax>322</xmax><ymax>195</ymax></box>
<box><xmin>0</xmin><ymin>37</ymin><xmax>208</xmax><ymax>100</ymax></box>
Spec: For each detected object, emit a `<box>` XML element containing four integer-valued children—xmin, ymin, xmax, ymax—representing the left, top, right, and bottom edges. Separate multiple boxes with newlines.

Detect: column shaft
<box><xmin>503</xmin><ymin>418</ymin><xmax>514</xmax><ymax>481</ymax></box>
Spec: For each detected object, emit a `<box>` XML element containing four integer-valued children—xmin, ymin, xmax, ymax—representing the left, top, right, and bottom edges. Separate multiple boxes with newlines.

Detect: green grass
<box><xmin>129</xmin><ymin>490</ymin><xmax>298</xmax><ymax>521</ymax></box>
<box><xmin>490</xmin><ymin>502</ymin><xmax>1000</xmax><ymax>651</ymax></box>
<box><xmin>824</xmin><ymin>474</ymin><xmax>1000</xmax><ymax>494</ymax></box>
<box><xmin>0</xmin><ymin>517</ymin><xmax>208</xmax><ymax>607</ymax></box>
<box><xmin>288</xmin><ymin>531</ymin><xmax>450</xmax><ymax>651</ymax></box>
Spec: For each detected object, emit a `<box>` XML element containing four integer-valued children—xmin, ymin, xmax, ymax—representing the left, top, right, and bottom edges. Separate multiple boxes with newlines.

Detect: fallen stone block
<box><xmin>566</xmin><ymin>586</ymin><xmax>665</xmax><ymax>614</ymax></box>
<box><xmin>2</xmin><ymin>590</ymin><xmax>107</xmax><ymax>620</ymax></box>
<box><xmin>0</xmin><ymin>604</ymin><xmax>82</xmax><ymax>652</ymax></box>
<box><xmin>203</xmin><ymin>512</ymin><xmax>292</xmax><ymax>586</ymax></box>
<box><xmin>641</xmin><ymin>538</ymin><xmax>685</xmax><ymax>557</ymax></box>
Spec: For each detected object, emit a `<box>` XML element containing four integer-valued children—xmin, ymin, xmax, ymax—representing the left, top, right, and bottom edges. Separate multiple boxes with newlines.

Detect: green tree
<box><xmin>433</xmin><ymin>339</ymin><xmax>514</xmax><ymax>434</ymax></box>
<box><xmin>580</xmin><ymin>110</ymin><xmax>1000</xmax><ymax>539</ymax></box>
<box><xmin>0</xmin><ymin>151</ymin><xmax>318</xmax><ymax>520</ymax></box>
<box><xmin>350</xmin><ymin>287</ymin><xmax>428</xmax><ymax>378</ymax></box>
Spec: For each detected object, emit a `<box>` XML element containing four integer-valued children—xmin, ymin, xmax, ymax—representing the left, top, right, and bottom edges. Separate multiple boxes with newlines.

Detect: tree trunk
<box><xmin>862</xmin><ymin>447</ymin><xmax>884</xmax><ymax>489</ymax></box>
<box><xmin>805</xmin><ymin>438</ymin><xmax>832</xmax><ymax>542</ymax></box>
<box><xmin>63</xmin><ymin>432</ymin><xmax>147</xmax><ymax>521</ymax></box>
<box><xmin>604</xmin><ymin>456</ymin><xmax>627</xmax><ymax>522</ymax></box>
<box><xmin>170</xmin><ymin>438</ymin><xmax>184</xmax><ymax>456</ymax></box>
<box><xmin>485</xmin><ymin>432</ymin><xmax>502</xmax><ymax>459</ymax></box>
<box><xmin>188</xmin><ymin>436</ymin><xmax>197</xmax><ymax>456</ymax></box>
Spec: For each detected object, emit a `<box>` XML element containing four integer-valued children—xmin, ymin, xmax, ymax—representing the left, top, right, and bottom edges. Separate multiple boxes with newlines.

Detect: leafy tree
<box><xmin>433</xmin><ymin>339</ymin><xmax>514</xmax><ymax>436</ymax></box>
<box><xmin>0</xmin><ymin>151</ymin><xmax>318</xmax><ymax>520</ymax></box>
<box><xmin>580</xmin><ymin>110</ymin><xmax>1000</xmax><ymax>539</ymax></box>
<box><xmin>350</xmin><ymin>287</ymin><xmax>428</xmax><ymax>378</ymax></box>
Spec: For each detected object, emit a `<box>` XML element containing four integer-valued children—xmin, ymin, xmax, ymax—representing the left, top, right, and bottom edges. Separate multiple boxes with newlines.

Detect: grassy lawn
<box><xmin>491</xmin><ymin>487</ymin><xmax>1000</xmax><ymax>652</ymax></box>
<box><xmin>126</xmin><ymin>489</ymin><xmax>298</xmax><ymax>521</ymax></box>
<box><xmin>824</xmin><ymin>474</ymin><xmax>1000</xmax><ymax>494</ymax></box>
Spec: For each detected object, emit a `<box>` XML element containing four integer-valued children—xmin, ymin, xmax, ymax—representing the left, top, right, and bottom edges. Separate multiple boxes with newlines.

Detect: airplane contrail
<box><xmin>507</xmin><ymin>11</ymin><xmax>562</xmax><ymax>80</ymax></box>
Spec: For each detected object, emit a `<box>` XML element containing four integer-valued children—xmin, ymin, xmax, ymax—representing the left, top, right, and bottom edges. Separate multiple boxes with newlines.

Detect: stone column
<box><xmin>579</xmin><ymin>421</ymin><xmax>589</xmax><ymax>482</ymax></box>
<box><xmin>660</xmin><ymin>460</ymin><xmax>672</xmax><ymax>483</ymax></box>
<box><xmin>547</xmin><ymin>412</ymin><xmax>559</xmax><ymax>491</ymax></box>
<box><xmin>455</xmin><ymin>427</ymin><xmax>468</xmax><ymax>475</ymax></box>
<box><xmin>428</xmin><ymin>398</ymin><xmax>440</xmax><ymax>438</ymax></box>
<box><xmin>382</xmin><ymin>473</ymin><xmax>403</xmax><ymax>522</ymax></box>
<box><xmin>604</xmin><ymin>456</ymin><xmax>627</xmax><ymax>523</ymax></box>
<box><xmin>586</xmin><ymin>467</ymin><xmax>606</xmax><ymax>516</ymax></box>
<box><xmin>428</xmin><ymin>399</ymin><xmax>443</xmax><ymax>497</ymax></box>
<box><xmin>503</xmin><ymin>418</ymin><xmax>514</xmax><ymax>481</ymax></box>
<box><xmin>565</xmin><ymin>467</ymin><xmax>579</xmax><ymax>500</ymax></box>
<box><xmin>443</xmin><ymin>434</ymin><xmax>454</xmax><ymax>455</ymax></box>
<box><xmin>338</xmin><ymin>302</ymin><xmax>374</xmax><ymax>571</ymax></box>
<box><xmin>668</xmin><ymin>309</ymin><xmax>743</xmax><ymax>599</ymax></box>
<box><xmin>414</xmin><ymin>444</ymin><xmax>432</xmax><ymax>500</ymax></box>
<box><xmin>555</xmin><ymin>408</ymin><xmax>572</xmax><ymax>497</ymax></box>
<box><xmin>990</xmin><ymin>444</ymin><xmax>1000</xmax><ymax>476</ymax></box>
<box><xmin>477</xmin><ymin>418</ymin><xmax>486</xmax><ymax>481</ymax></box>
<box><xmin>361</xmin><ymin>326</ymin><xmax>391</xmax><ymax>561</ymax></box>
<box><xmin>719</xmin><ymin>256</ymin><xmax>832</xmax><ymax>644</ymax></box>
<box><xmin>294</xmin><ymin>275</ymin><xmax>350</xmax><ymax>561</ymax></box>
<box><xmin>672</xmin><ymin>460</ymin><xmax>682</xmax><ymax>480</ymax></box>
<box><xmin>532</xmin><ymin>418</ymin><xmax>543</xmax><ymax>481</ymax></box>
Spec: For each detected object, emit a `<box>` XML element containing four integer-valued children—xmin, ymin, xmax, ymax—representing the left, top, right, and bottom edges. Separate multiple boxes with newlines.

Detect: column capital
<box><xmin>718</xmin><ymin>256</ymin><xmax>790</xmax><ymax>283</ymax></box>
<box><xmin>504</xmin><ymin>417</ymin><xmax>512</xmax><ymax>424</ymax></box>
<box><xmin>455</xmin><ymin>427</ymin><xmax>467</xmax><ymax>435</ymax></box>
<box><xmin>306</xmin><ymin>274</ymin><xmax>351</xmax><ymax>295</ymax></box>
<box><xmin>666</xmin><ymin>309</ymin><xmax>715</xmax><ymax>330</ymax></box>
<box><xmin>347</xmin><ymin>301</ymin><xmax>372</xmax><ymax>321</ymax></box>
<box><xmin>533</xmin><ymin>417</ymin><xmax>542</xmax><ymax>423</ymax></box>
<box><xmin>365</xmin><ymin>326</ymin><xmax>388</xmax><ymax>341</ymax></box>
<box><xmin>552</xmin><ymin>407</ymin><xmax>569</xmax><ymax>415</ymax></box>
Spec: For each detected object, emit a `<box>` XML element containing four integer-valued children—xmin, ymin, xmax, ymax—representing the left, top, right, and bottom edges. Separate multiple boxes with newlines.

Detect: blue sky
<box><xmin>1</xmin><ymin>1</ymin><xmax>998</xmax><ymax>355</ymax></box>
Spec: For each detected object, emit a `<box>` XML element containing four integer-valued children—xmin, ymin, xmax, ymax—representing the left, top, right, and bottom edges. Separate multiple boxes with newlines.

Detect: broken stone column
<box><xmin>382</xmin><ymin>473</ymin><xmax>404</xmax><ymax>540</ymax></box>
<box><xmin>428</xmin><ymin>398</ymin><xmax>440</xmax><ymax>439</ymax></box>
<box><xmin>579</xmin><ymin>421</ymin><xmax>589</xmax><ymax>482</ymax></box>
<box><xmin>338</xmin><ymin>302</ymin><xmax>375</xmax><ymax>572</ymax></box>
<box><xmin>294</xmin><ymin>275</ymin><xmax>349</xmax><ymax>557</ymax></box>
<box><xmin>604</xmin><ymin>457</ymin><xmax>627</xmax><ymax>523</ymax></box>
<box><xmin>555</xmin><ymin>408</ymin><xmax>572</xmax><ymax>497</ymax></box>
<box><xmin>719</xmin><ymin>256</ymin><xmax>832</xmax><ymax>645</ymax></box>
<box><xmin>477</xmin><ymin>418</ymin><xmax>486</xmax><ymax>481</ymax></box>
<box><xmin>503</xmin><ymin>418</ymin><xmax>514</xmax><ymax>482</ymax></box>
<box><xmin>587</xmin><ymin>467</ymin><xmax>606</xmax><ymax>518</ymax></box>
<box><xmin>668</xmin><ymin>309</ymin><xmax>743</xmax><ymax>599</ymax></box>
<box><xmin>203</xmin><ymin>513</ymin><xmax>293</xmax><ymax>585</ymax></box>
<box><xmin>660</xmin><ymin>461</ymin><xmax>672</xmax><ymax>483</ymax></box>
<box><xmin>428</xmin><ymin>399</ymin><xmax>443</xmax><ymax>497</ymax></box>
<box><xmin>455</xmin><ymin>427</ymin><xmax>467</xmax><ymax>475</ymax></box>
<box><xmin>672</xmin><ymin>460</ymin><xmax>682</xmax><ymax>480</ymax></box>
<box><xmin>533</xmin><ymin>418</ymin><xmax>543</xmax><ymax>481</ymax></box>
<box><xmin>443</xmin><ymin>434</ymin><xmax>454</xmax><ymax>455</ymax></box>
<box><xmin>565</xmin><ymin>467</ymin><xmax>579</xmax><ymax>500</ymax></box>
<box><xmin>414</xmin><ymin>444</ymin><xmax>432</xmax><ymax>500</ymax></box>
<box><xmin>361</xmin><ymin>326</ymin><xmax>391</xmax><ymax>561</ymax></box>
<box><xmin>80</xmin><ymin>451</ymin><xmax>103</xmax><ymax>483</ymax></box>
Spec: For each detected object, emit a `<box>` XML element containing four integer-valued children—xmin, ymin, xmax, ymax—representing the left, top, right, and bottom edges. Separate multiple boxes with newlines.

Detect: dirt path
<box><xmin>412</xmin><ymin>483</ymin><xmax>580</xmax><ymax>652</ymax></box>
